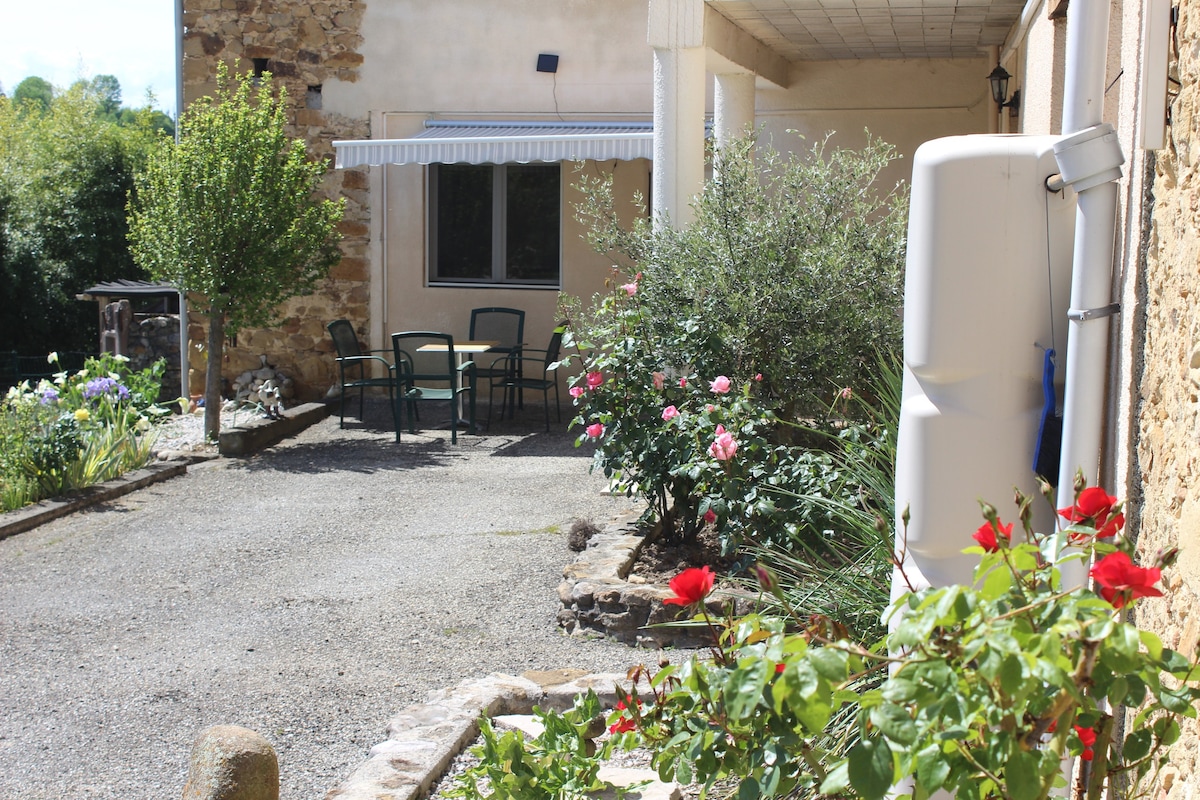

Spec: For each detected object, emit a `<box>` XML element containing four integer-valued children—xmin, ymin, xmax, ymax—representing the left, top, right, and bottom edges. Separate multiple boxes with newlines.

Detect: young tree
<box><xmin>127</xmin><ymin>64</ymin><xmax>344</xmax><ymax>439</ymax></box>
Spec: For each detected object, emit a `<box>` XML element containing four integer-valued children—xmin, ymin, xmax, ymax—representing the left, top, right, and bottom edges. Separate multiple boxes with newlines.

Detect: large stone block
<box><xmin>181</xmin><ymin>725</ymin><xmax>278</xmax><ymax>800</ymax></box>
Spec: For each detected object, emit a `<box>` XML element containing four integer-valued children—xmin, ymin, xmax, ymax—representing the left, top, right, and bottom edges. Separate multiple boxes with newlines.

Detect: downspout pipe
<box><xmin>175</xmin><ymin>0</ymin><xmax>188</xmax><ymax>405</ymax></box>
<box><xmin>1053</xmin><ymin>0</ymin><xmax>1125</xmax><ymax>591</ymax></box>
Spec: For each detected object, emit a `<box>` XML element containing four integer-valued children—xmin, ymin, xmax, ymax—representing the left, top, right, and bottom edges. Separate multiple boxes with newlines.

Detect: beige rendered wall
<box><xmin>325</xmin><ymin>0</ymin><xmax>992</xmax><ymax>366</ymax></box>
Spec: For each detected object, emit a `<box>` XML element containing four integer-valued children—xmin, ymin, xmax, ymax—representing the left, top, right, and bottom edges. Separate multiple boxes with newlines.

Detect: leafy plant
<box><xmin>611</xmin><ymin>486</ymin><xmax>1200</xmax><ymax>800</ymax></box>
<box><xmin>446</xmin><ymin>690</ymin><xmax>641</xmax><ymax>800</ymax></box>
<box><xmin>128</xmin><ymin>62</ymin><xmax>344</xmax><ymax>439</ymax></box>
<box><xmin>0</xmin><ymin>352</ymin><xmax>167</xmax><ymax>511</ymax></box>
<box><xmin>574</xmin><ymin>131</ymin><xmax>906</xmax><ymax>418</ymax></box>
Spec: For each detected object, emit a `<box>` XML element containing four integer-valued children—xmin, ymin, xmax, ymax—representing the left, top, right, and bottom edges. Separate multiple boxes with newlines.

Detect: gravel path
<box><xmin>0</xmin><ymin>406</ymin><xmax>649</xmax><ymax>799</ymax></box>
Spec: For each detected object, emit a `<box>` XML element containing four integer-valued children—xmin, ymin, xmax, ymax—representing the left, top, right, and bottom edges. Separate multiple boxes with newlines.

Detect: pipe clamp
<box><xmin>1067</xmin><ymin>303</ymin><xmax>1121</xmax><ymax>322</ymax></box>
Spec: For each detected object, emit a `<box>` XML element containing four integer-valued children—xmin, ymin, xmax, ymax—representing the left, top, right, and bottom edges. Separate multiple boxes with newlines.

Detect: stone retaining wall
<box><xmin>557</xmin><ymin>513</ymin><xmax>751</xmax><ymax>649</ymax></box>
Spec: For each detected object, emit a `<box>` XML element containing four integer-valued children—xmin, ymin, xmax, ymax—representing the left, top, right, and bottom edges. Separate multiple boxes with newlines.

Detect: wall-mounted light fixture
<box><xmin>536</xmin><ymin>53</ymin><xmax>559</xmax><ymax>73</ymax></box>
<box><xmin>988</xmin><ymin>63</ymin><xmax>1021</xmax><ymax>118</ymax></box>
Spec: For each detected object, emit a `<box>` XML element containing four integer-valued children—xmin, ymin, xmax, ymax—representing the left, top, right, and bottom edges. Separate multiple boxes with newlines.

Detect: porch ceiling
<box><xmin>708</xmin><ymin>0</ymin><xmax>1026</xmax><ymax>61</ymax></box>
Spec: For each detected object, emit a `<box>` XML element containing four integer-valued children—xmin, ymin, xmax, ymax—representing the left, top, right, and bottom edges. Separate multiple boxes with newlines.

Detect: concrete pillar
<box><xmin>652</xmin><ymin>45</ymin><xmax>707</xmax><ymax>229</ymax></box>
<box><xmin>714</xmin><ymin>72</ymin><xmax>756</xmax><ymax>151</ymax></box>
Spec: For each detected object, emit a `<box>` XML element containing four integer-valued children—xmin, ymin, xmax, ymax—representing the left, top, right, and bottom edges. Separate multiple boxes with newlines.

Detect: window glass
<box><xmin>429</xmin><ymin>163</ymin><xmax>560</xmax><ymax>286</ymax></box>
<box><xmin>434</xmin><ymin>165</ymin><xmax>493</xmax><ymax>280</ymax></box>
<box><xmin>505</xmin><ymin>165</ymin><xmax>560</xmax><ymax>282</ymax></box>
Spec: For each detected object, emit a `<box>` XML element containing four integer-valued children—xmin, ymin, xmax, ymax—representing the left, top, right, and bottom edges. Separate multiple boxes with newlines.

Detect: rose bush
<box><xmin>605</xmin><ymin>484</ymin><xmax>1200</xmax><ymax>800</ymax></box>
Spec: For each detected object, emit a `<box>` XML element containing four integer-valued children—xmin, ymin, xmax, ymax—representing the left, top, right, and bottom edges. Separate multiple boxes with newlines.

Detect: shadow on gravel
<box><xmin>238</xmin><ymin>436</ymin><xmax>457</xmax><ymax>474</ymax></box>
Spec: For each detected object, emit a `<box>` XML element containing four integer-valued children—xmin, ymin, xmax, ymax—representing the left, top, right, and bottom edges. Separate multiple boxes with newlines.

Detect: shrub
<box><xmin>574</xmin><ymin>131</ymin><xmax>906</xmax><ymax>419</ymax></box>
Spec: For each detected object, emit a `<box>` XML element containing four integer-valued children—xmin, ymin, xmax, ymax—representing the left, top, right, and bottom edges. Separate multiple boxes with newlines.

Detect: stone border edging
<box><xmin>324</xmin><ymin>671</ymin><xmax>637</xmax><ymax>800</ymax></box>
<box><xmin>217</xmin><ymin>401</ymin><xmax>331</xmax><ymax>457</ymax></box>
<box><xmin>557</xmin><ymin>513</ymin><xmax>751</xmax><ymax>648</ymax></box>
<box><xmin>0</xmin><ymin>461</ymin><xmax>189</xmax><ymax>542</ymax></box>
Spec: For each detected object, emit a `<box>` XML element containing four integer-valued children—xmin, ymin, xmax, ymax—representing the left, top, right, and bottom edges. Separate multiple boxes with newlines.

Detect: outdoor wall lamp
<box><xmin>988</xmin><ymin>63</ymin><xmax>1021</xmax><ymax>117</ymax></box>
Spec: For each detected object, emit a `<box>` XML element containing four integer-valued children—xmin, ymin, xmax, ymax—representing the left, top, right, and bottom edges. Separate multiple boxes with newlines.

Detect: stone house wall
<box><xmin>1133</xmin><ymin>3</ymin><xmax>1200</xmax><ymax>795</ymax></box>
<box><xmin>181</xmin><ymin>0</ymin><xmax>370</xmax><ymax>402</ymax></box>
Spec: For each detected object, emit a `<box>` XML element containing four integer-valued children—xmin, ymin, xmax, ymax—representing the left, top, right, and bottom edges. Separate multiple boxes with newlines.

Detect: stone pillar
<box><xmin>713</xmin><ymin>71</ymin><xmax>756</xmax><ymax>151</ymax></box>
<box><xmin>649</xmin><ymin>0</ymin><xmax>707</xmax><ymax>229</ymax></box>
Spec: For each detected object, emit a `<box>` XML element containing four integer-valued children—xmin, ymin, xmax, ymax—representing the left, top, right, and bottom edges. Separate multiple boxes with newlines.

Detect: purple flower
<box><xmin>83</xmin><ymin>377</ymin><xmax>129</xmax><ymax>401</ymax></box>
<box><xmin>39</xmin><ymin>388</ymin><xmax>59</xmax><ymax>405</ymax></box>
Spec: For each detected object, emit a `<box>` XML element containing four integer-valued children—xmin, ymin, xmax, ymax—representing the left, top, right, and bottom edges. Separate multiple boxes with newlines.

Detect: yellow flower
<box><xmin>74</xmin><ymin>408</ymin><xmax>90</xmax><ymax>422</ymax></box>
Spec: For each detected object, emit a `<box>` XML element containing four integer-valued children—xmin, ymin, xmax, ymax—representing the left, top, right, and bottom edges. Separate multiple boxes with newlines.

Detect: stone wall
<box><xmin>1134</xmin><ymin>3</ymin><xmax>1200</xmax><ymax>795</ymax></box>
<box><xmin>128</xmin><ymin>315</ymin><xmax>184</xmax><ymax>403</ymax></box>
<box><xmin>182</xmin><ymin>0</ymin><xmax>370</xmax><ymax>402</ymax></box>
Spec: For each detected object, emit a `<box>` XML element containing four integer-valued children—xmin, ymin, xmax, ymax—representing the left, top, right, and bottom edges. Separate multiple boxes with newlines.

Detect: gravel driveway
<box><xmin>0</xmin><ymin>409</ymin><xmax>647</xmax><ymax>799</ymax></box>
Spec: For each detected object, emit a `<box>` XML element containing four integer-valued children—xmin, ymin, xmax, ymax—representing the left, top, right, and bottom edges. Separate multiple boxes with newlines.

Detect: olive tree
<box><xmin>127</xmin><ymin>64</ymin><xmax>344</xmax><ymax>439</ymax></box>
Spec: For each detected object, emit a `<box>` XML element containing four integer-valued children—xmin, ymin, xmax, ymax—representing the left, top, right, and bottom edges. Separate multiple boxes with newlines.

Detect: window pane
<box><xmin>435</xmin><ymin>164</ymin><xmax>492</xmax><ymax>280</ymax></box>
<box><xmin>505</xmin><ymin>165</ymin><xmax>559</xmax><ymax>282</ymax></box>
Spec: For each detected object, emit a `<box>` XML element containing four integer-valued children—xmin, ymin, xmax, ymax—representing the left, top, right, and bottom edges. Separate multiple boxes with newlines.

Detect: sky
<box><xmin>0</xmin><ymin>0</ymin><xmax>177</xmax><ymax>115</ymax></box>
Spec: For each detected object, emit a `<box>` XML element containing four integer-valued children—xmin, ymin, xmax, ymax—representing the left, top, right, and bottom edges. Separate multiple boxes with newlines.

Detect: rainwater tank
<box><xmin>894</xmin><ymin>134</ymin><xmax>1076</xmax><ymax>592</ymax></box>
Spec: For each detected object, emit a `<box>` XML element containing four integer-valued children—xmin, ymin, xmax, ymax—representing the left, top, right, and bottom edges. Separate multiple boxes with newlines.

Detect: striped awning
<box><xmin>333</xmin><ymin>120</ymin><xmax>654</xmax><ymax>168</ymax></box>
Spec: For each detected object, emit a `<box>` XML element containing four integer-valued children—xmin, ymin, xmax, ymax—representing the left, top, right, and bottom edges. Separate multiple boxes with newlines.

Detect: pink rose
<box><xmin>586</xmin><ymin>371</ymin><xmax>604</xmax><ymax>389</ymax></box>
<box><xmin>679</xmin><ymin>377</ymin><xmax>687</xmax><ymax>388</ymax></box>
<box><xmin>569</xmin><ymin>386</ymin><xmax>586</xmax><ymax>399</ymax></box>
<box><xmin>706</xmin><ymin>404</ymin><xmax>715</xmax><ymax>412</ymax></box>
<box><xmin>754</xmin><ymin>373</ymin><xmax>763</xmax><ymax>382</ymax></box>
<box><xmin>840</xmin><ymin>387</ymin><xmax>852</xmax><ymax>400</ymax></box>
<box><xmin>703</xmin><ymin>509</ymin><xmax>717</xmax><ymax>524</ymax></box>
<box><xmin>709</xmin><ymin>376</ymin><xmax>731</xmax><ymax>394</ymax></box>
<box><xmin>709</xmin><ymin>428</ymin><xmax>737</xmax><ymax>461</ymax></box>
<box><xmin>620</xmin><ymin>282</ymin><xmax>637</xmax><ymax>296</ymax></box>
<box><xmin>661</xmin><ymin>405</ymin><xmax>679</xmax><ymax>421</ymax></box>
<box><xmin>586</xmin><ymin>422</ymin><xmax>605</xmax><ymax>439</ymax></box>
<box><xmin>652</xmin><ymin>371</ymin><xmax>666</xmax><ymax>391</ymax></box>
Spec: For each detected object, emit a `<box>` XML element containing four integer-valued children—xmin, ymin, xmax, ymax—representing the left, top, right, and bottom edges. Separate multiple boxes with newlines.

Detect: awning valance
<box><xmin>333</xmin><ymin>120</ymin><xmax>654</xmax><ymax>168</ymax></box>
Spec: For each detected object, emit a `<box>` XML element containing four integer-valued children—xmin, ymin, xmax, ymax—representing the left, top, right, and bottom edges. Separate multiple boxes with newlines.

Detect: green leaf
<box><xmin>848</xmin><ymin>735</ymin><xmax>895</xmax><ymax>800</ymax></box>
<box><xmin>915</xmin><ymin>743</ymin><xmax>950</xmax><ymax>792</ymax></box>
<box><xmin>870</xmin><ymin>702</ymin><xmax>917</xmax><ymax>745</ymax></box>
<box><xmin>1123</xmin><ymin>729</ymin><xmax>1152</xmax><ymax>762</ymax></box>
<box><xmin>809</xmin><ymin>646</ymin><xmax>849</xmax><ymax>681</ymax></box>
<box><xmin>1004</xmin><ymin>750</ymin><xmax>1042</xmax><ymax>800</ymax></box>
<box><xmin>819</xmin><ymin>761</ymin><xmax>851</xmax><ymax>795</ymax></box>
<box><xmin>725</xmin><ymin>659</ymin><xmax>768</xmax><ymax>720</ymax></box>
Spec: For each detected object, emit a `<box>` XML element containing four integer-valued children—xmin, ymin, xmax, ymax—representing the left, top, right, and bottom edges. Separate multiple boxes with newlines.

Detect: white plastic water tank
<box><xmin>894</xmin><ymin>135</ymin><xmax>1077</xmax><ymax>592</ymax></box>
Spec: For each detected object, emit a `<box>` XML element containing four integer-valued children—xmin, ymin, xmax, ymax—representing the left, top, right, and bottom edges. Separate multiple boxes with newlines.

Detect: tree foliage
<box><xmin>576</xmin><ymin>132</ymin><xmax>907</xmax><ymax>418</ymax></box>
<box><xmin>0</xmin><ymin>81</ymin><xmax>167</xmax><ymax>354</ymax></box>
<box><xmin>127</xmin><ymin>64</ymin><xmax>344</xmax><ymax>437</ymax></box>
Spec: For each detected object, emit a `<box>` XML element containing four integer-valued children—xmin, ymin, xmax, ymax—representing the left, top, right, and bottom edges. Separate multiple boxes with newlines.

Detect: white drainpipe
<box><xmin>1053</xmin><ymin>0</ymin><xmax>1125</xmax><ymax>588</ymax></box>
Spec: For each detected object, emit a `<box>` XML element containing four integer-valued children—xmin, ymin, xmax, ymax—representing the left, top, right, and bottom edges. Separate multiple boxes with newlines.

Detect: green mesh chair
<box><xmin>391</xmin><ymin>331</ymin><xmax>477</xmax><ymax>443</ymax></box>
<box><xmin>327</xmin><ymin>319</ymin><xmax>395</xmax><ymax>428</ymax></box>
<box><xmin>487</xmin><ymin>325</ymin><xmax>564</xmax><ymax>432</ymax></box>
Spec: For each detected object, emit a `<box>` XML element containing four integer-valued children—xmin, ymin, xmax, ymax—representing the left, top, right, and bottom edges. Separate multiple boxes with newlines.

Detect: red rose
<box><xmin>1074</xmin><ymin>725</ymin><xmax>1096</xmax><ymax>761</ymax></box>
<box><xmin>663</xmin><ymin>566</ymin><xmax>715</xmax><ymax>606</ymax></box>
<box><xmin>1059</xmin><ymin>487</ymin><xmax>1123</xmax><ymax>539</ymax></box>
<box><xmin>972</xmin><ymin>520</ymin><xmax>1012</xmax><ymax>552</ymax></box>
<box><xmin>1090</xmin><ymin>551</ymin><xmax>1163</xmax><ymax>609</ymax></box>
<box><xmin>608</xmin><ymin>699</ymin><xmax>640</xmax><ymax>734</ymax></box>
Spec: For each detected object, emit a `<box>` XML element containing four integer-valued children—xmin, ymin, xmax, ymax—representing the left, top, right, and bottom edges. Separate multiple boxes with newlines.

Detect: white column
<box><xmin>714</xmin><ymin>71</ymin><xmax>755</xmax><ymax>151</ymax></box>
<box><xmin>652</xmin><ymin>45</ymin><xmax>707</xmax><ymax>228</ymax></box>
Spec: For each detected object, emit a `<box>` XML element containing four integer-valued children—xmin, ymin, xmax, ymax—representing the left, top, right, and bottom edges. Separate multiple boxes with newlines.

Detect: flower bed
<box><xmin>0</xmin><ymin>353</ymin><xmax>170</xmax><ymax>511</ymax></box>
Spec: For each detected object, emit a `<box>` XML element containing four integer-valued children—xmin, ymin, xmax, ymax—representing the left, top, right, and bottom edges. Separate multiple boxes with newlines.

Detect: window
<box><xmin>428</xmin><ymin>163</ymin><xmax>560</xmax><ymax>286</ymax></box>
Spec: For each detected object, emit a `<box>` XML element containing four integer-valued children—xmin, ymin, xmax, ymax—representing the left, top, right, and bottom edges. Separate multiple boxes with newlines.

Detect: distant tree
<box><xmin>0</xmin><ymin>84</ymin><xmax>165</xmax><ymax>355</ymax></box>
<box><xmin>127</xmin><ymin>65</ymin><xmax>344</xmax><ymax>439</ymax></box>
<box><xmin>12</xmin><ymin>76</ymin><xmax>53</xmax><ymax>112</ymax></box>
<box><xmin>90</xmin><ymin>74</ymin><xmax>122</xmax><ymax>116</ymax></box>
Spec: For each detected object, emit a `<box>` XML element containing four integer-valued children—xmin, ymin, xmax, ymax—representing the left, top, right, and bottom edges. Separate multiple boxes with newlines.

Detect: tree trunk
<box><xmin>204</xmin><ymin>309</ymin><xmax>226</xmax><ymax>441</ymax></box>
